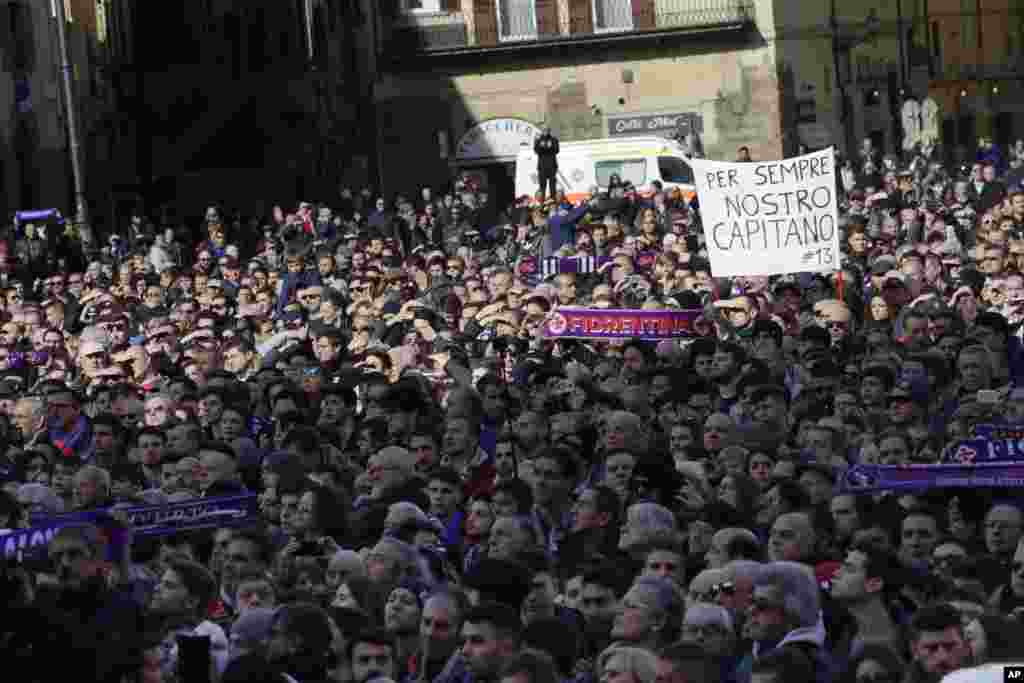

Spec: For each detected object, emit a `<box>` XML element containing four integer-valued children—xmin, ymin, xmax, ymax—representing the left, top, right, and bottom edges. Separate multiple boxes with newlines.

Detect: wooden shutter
<box><xmin>474</xmin><ymin>0</ymin><xmax>498</xmax><ymax>46</ymax></box>
<box><xmin>569</xmin><ymin>0</ymin><xmax>593</xmax><ymax>34</ymax></box>
<box><xmin>631</xmin><ymin>0</ymin><xmax>655</xmax><ymax>30</ymax></box>
<box><xmin>536</xmin><ymin>0</ymin><xmax>559</xmax><ymax>37</ymax></box>
<box><xmin>441</xmin><ymin>0</ymin><xmax>460</xmax><ymax>12</ymax></box>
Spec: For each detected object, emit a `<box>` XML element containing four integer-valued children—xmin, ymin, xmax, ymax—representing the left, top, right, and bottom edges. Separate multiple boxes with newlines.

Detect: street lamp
<box><xmin>831</xmin><ymin>4</ymin><xmax>882</xmax><ymax>155</ymax></box>
<box><xmin>53</xmin><ymin>0</ymin><xmax>91</xmax><ymax>242</ymax></box>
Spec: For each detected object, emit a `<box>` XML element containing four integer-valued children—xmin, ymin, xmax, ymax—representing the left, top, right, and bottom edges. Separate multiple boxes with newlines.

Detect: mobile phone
<box><xmin>977</xmin><ymin>389</ymin><xmax>1000</xmax><ymax>405</ymax></box>
<box><xmin>176</xmin><ymin>635</ymin><xmax>212</xmax><ymax>683</ymax></box>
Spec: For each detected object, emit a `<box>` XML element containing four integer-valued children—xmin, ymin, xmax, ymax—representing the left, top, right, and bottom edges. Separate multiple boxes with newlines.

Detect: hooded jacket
<box><xmin>751</xmin><ymin>616</ymin><xmax>836</xmax><ymax>683</ymax></box>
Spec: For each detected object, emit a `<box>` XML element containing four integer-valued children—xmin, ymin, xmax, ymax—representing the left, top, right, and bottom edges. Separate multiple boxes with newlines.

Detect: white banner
<box><xmin>690</xmin><ymin>148</ymin><xmax>840</xmax><ymax>277</ymax></box>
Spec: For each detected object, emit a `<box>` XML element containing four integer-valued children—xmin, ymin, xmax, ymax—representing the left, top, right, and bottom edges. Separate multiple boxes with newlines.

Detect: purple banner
<box><xmin>542</xmin><ymin>307</ymin><xmax>701</xmax><ymax>340</ymax></box>
<box><xmin>9</xmin><ymin>495</ymin><xmax>260</xmax><ymax>563</ymax></box>
<box><xmin>842</xmin><ymin>462</ymin><xmax>1024</xmax><ymax>493</ymax></box>
<box><xmin>973</xmin><ymin>424</ymin><xmax>1024</xmax><ymax>441</ymax></box>
<box><xmin>942</xmin><ymin>437</ymin><xmax>1024</xmax><ymax>464</ymax></box>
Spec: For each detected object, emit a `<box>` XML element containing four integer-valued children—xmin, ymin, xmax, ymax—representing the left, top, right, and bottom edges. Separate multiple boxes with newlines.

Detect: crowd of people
<box><xmin>3</xmin><ymin>135</ymin><xmax>1024</xmax><ymax>683</ymax></box>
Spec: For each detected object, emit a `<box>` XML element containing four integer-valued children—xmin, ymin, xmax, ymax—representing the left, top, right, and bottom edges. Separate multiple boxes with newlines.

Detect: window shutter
<box><xmin>631</xmin><ymin>0</ymin><xmax>655</xmax><ymax>30</ymax></box>
<box><xmin>474</xmin><ymin>0</ymin><xmax>498</xmax><ymax>46</ymax></box>
<box><xmin>536</xmin><ymin>0</ymin><xmax>559</xmax><ymax>37</ymax></box>
<box><xmin>569</xmin><ymin>0</ymin><xmax>593</xmax><ymax>34</ymax></box>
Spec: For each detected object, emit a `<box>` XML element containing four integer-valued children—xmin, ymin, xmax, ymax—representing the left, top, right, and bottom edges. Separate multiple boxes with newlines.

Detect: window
<box><xmin>497</xmin><ymin>0</ymin><xmax>537</xmax><ymax>41</ymax></box>
<box><xmin>401</xmin><ymin>0</ymin><xmax>442</xmax><ymax>11</ymax></box>
<box><xmin>596</xmin><ymin>159</ymin><xmax>647</xmax><ymax>187</ymax></box>
<box><xmin>658</xmin><ymin>157</ymin><xmax>694</xmax><ymax>184</ymax></box>
<box><xmin>592</xmin><ymin>0</ymin><xmax>632</xmax><ymax>32</ymax></box>
<box><xmin>960</xmin><ymin>0</ymin><xmax>975</xmax><ymax>50</ymax></box>
<box><xmin>6</xmin><ymin>2</ymin><xmax>35</xmax><ymax>72</ymax></box>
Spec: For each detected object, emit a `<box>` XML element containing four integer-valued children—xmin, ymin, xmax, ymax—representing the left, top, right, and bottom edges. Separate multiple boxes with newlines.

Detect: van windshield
<box><xmin>658</xmin><ymin>156</ymin><xmax>694</xmax><ymax>184</ymax></box>
<box><xmin>596</xmin><ymin>159</ymin><xmax>646</xmax><ymax>188</ymax></box>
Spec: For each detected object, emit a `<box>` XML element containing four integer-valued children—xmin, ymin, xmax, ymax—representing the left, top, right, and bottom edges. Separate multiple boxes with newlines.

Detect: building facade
<box><xmin>920</xmin><ymin>0</ymin><xmax>1024</xmax><ymax>157</ymax></box>
<box><xmin>115</xmin><ymin>0</ymin><xmax>370</xmax><ymax>224</ymax></box>
<box><xmin>0</xmin><ymin>0</ymin><xmax>122</xmax><ymax>227</ymax></box>
<box><xmin>838</xmin><ymin>0</ymin><xmax>1024</xmax><ymax>160</ymax></box>
<box><xmin>372</xmin><ymin>0</ymin><xmax>789</xmax><ymax>203</ymax></box>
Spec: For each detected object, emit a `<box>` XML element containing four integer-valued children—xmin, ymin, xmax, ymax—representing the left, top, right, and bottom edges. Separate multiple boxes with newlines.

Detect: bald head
<box><xmin>768</xmin><ymin>511</ymin><xmax>816</xmax><ymax>563</ymax></box>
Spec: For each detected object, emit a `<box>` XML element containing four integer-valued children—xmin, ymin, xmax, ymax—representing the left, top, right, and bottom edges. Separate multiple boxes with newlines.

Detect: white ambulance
<box><xmin>513</xmin><ymin>135</ymin><xmax>696</xmax><ymax>202</ymax></box>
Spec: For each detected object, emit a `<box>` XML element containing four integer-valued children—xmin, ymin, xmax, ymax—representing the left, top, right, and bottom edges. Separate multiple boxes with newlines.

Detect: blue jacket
<box><xmin>548</xmin><ymin>204</ymin><xmax>589</xmax><ymax>252</ymax></box>
<box><xmin>316</xmin><ymin>221</ymin><xmax>338</xmax><ymax>243</ymax></box>
<box><xmin>275</xmin><ymin>270</ymin><xmax>323</xmax><ymax>317</ymax></box>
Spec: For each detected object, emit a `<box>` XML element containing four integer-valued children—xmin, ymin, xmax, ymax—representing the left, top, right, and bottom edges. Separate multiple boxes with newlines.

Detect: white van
<box><xmin>514</xmin><ymin>135</ymin><xmax>696</xmax><ymax>202</ymax></box>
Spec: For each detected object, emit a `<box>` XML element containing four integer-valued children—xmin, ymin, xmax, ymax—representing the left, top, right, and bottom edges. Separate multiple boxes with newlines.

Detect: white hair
<box><xmin>684</xmin><ymin>602</ymin><xmax>733</xmax><ymax>632</ymax></box>
<box><xmin>754</xmin><ymin>561</ymin><xmax>820</xmax><ymax>629</ymax></box>
<box><xmin>74</xmin><ymin>465</ymin><xmax>111</xmax><ymax>492</ymax></box>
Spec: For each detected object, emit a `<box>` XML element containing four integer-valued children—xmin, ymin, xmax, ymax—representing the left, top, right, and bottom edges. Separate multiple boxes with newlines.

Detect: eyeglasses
<box><xmin>712</xmin><ymin>581</ymin><xmax>736</xmax><ymax>596</ymax></box>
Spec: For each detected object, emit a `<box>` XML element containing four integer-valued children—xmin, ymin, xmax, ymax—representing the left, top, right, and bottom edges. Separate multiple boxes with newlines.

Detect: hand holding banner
<box><xmin>6</xmin><ymin>494</ymin><xmax>261</xmax><ymax>563</ymax></box>
<box><xmin>689</xmin><ymin>148</ymin><xmax>840</xmax><ymax>277</ymax></box>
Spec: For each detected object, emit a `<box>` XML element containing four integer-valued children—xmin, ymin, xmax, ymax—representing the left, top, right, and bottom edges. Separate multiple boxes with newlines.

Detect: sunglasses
<box><xmin>712</xmin><ymin>581</ymin><xmax>736</xmax><ymax>596</ymax></box>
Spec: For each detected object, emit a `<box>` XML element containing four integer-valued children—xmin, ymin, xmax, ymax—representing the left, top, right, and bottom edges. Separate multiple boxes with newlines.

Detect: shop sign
<box><xmin>456</xmin><ymin>118</ymin><xmax>542</xmax><ymax>161</ymax></box>
<box><xmin>607</xmin><ymin>112</ymin><xmax>704</xmax><ymax>138</ymax></box>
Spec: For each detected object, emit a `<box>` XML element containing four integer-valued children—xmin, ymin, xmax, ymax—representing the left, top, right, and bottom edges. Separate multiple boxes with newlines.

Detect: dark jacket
<box><xmin>975</xmin><ymin>180</ymin><xmax>1007</xmax><ymax>213</ymax></box>
<box><xmin>22</xmin><ymin>580</ymin><xmax>145</xmax><ymax>683</ymax></box>
<box><xmin>535</xmin><ymin>133</ymin><xmax>560</xmax><ymax>172</ymax></box>
<box><xmin>349</xmin><ymin>476</ymin><xmax>430</xmax><ymax>549</ymax></box>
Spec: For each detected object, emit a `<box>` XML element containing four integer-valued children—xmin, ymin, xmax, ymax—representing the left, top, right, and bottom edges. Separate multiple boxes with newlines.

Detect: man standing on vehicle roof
<box><xmin>535</xmin><ymin>126</ymin><xmax>560</xmax><ymax>203</ymax></box>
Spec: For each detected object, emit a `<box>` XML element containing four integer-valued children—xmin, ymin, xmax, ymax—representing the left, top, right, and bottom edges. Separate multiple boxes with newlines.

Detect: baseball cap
<box><xmin>881</xmin><ymin>271</ymin><xmax>909</xmax><ymax>288</ymax></box>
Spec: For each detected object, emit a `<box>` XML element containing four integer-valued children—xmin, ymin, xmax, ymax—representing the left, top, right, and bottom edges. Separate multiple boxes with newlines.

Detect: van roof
<box><xmin>516</xmin><ymin>135</ymin><xmax>687</xmax><ymax>158</ymax></box>
<box><xmin>559</xmin><ymin>136</ymin><xmax>686</xmax><ymax>152</ymax></box>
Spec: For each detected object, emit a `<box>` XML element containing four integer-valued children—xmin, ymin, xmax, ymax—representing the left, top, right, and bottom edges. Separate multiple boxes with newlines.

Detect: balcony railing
<box><xmin>930</xmin><ymin>58</ymin><xmax>1024</xmax><ymax>81</ymax></box>
<box><xmin>386</xmin><ymin>0</ymin><xmax>753</xmax><ymax>58</ymax></box>
<box><xmin>649</xmin><ymin>0</ymin><xmax>753</xmax><ymax>29</ymax></box>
